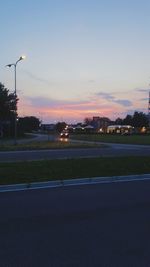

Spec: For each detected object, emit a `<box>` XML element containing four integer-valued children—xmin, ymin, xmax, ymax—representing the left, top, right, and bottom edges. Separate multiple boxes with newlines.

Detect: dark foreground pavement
<box><xmin>1</xmin><ymin>180</ymin><xmax>150</xmax><ymax>266</ymax></box>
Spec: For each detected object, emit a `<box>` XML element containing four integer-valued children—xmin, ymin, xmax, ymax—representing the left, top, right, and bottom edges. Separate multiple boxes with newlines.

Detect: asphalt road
<box><xmin>1</xmin><ymin>180</ymin><xmax>150</xmax><ymax>266</ymax></box>
<box><xmin>0</xmin><ymin>142</ymin><xmax>150</xmax><ymax>162</ymax></box>
<box><xmin>0</xmin><ymin>134</ymin><xmax>150</xmax><ymax>162</ymax></box>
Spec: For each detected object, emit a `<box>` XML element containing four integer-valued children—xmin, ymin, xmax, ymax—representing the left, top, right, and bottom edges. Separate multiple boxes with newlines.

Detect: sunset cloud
<box><xmin>18</xmin><ymin>93</ymin><xmax>128</xmax><ymax>123</ymax></box>
<box><xmin>18</xmin><ymin>86</ymin><xmax>149</xmax><ymax>123</ymax></box>
<box><xmin>25</xmin><ymin>96</ymin><xmax>90</xmax><ymax>109</ymax></box>
<box><xmin>96</xmin><ymin>92</ymin><xmax>132</xmax><ymax>107</ymax></box>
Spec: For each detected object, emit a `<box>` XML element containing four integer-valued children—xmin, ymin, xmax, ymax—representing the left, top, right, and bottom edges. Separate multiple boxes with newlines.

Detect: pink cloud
<box><xmin>17</xmin><ymin>91</ymin><xmax>146</xmax><ymax>123</ymax></box>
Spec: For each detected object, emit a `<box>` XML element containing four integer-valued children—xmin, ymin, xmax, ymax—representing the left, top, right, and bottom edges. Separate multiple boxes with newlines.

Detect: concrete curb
<box><xmin>0</xmin><ymin>173</ymin><xmax>150</xmax><ymax>192</ymax></box>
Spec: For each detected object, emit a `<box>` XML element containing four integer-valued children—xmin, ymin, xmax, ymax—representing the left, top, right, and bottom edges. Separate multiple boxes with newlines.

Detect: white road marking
<box><xmin>0</xmin><ymin>174</ymin><xmax>150</xmax><ymax>193</ymax></box>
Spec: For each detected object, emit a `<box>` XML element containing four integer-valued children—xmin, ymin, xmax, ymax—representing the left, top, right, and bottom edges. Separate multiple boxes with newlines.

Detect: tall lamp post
<box><xmin>6</xmin><ymin>56</ymin><xmax>26</xmax><ymax>145</ymax></box>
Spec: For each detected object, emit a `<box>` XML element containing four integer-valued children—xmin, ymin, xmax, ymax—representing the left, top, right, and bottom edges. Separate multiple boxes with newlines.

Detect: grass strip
<box><xmin>71</xmin><ymin>134</ymin><xmax>150</xmax><ymax>145</ymax></box>
<box><xmin>0</xmin><ymin>156</ymin><xmax>150</xmax><ymax>185</ymax></box>
<box><xmin>0</xmin><ymin>140</ymin><xmax>105</xmax><ymax>151</ymax></box>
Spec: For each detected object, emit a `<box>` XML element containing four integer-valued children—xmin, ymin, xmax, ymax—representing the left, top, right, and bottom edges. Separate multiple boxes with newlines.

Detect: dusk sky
<box><xmin>1</xmin><ymin>0</ymin><xmax>150</xmax><ymax>123</ymax></box>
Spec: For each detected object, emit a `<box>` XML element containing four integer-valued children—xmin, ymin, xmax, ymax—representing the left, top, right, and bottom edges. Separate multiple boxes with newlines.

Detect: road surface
<box><xmin>0</xmin><ymin>134</ymin><xmax>150</xmax><ymax>162</ymax></box>
<box><xmin>0</xmin><ymin>142</ymin><xmax>150</xmax><ymax>162</ymax></box>
<box><xmin>1</xmin><ymin>179</ymin><xmax>150</xmax><ymax>266</ymax></box>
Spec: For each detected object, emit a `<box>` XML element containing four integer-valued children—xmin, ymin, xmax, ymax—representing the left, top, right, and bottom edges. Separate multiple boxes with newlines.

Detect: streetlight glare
<box><xmin>20</xmin><ymin>55</ymin><xmax>26</xmax><ymax>60</ymax></box>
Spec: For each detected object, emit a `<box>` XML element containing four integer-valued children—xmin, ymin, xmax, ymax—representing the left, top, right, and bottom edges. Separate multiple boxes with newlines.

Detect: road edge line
<box><xmin>0</xmin><ymin>173</ymin><xmax>150</xmax><ymax>192</ymax></box>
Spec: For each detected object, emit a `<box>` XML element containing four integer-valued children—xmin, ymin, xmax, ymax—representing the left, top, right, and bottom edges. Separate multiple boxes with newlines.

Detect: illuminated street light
<box><xmin>6</xmin><ymin>55</ymin><xmax>26</xmax><ymax>145</ymax></box>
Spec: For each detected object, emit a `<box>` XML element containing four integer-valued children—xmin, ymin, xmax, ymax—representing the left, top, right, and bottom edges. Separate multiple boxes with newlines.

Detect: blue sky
<box><xmin>1</xmin><ymin>0</ymin><xmax>150</xmax><ymax>123</ymax></box>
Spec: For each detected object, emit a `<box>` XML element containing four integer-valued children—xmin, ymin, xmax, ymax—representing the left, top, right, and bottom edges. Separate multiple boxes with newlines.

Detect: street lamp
<box><xmin>6</xmin><ymin>55</ymin><xmax>26</xmax><ymax>145</ymax></box>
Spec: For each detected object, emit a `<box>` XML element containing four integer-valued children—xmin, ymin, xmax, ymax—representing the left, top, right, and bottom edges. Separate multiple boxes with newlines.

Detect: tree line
<box><xmin>114</xmin><ymin>112</ymin><xmax>149</xmax><ymax>128</ymax></box>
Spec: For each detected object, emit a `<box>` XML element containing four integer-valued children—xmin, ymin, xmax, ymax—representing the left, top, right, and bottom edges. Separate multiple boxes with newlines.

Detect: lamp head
<box><xmin>19</xmin><ymin>55</ymin><xmax>26</xmax><ymax>61</ymax></box>
<box><xmin>6</xmin><ymin>64</ymin><xmax>13</xmax><ymax>68</ymax></box>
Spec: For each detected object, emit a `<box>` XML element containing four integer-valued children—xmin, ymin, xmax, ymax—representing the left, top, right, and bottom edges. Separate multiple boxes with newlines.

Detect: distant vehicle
<box><xmin>59</xmin><ymin>131</ymin><xmax>69</xmax><ymax>139</ymax></box>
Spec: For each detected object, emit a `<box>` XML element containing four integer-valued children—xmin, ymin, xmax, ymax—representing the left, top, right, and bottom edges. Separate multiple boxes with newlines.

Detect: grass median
<box><xmin>71</xmin><ymin>134</ymin><xmax>150</xmax><ymax>145</ymax></box>
<box><xmin>0</xmin><ymin>156</ymin><xmax>150</xmax><ymax>185</ymax></box>
<box><xmin>0</xmin><ymin>140</ymin><xmax>106</xmax><ymax>151</ymax></box>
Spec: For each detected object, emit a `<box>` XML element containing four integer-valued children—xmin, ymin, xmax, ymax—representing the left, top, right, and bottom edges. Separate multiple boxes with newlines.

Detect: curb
<box><xmin>0</xmin><ymin>173</ymin><xmax>150</xmax><ymax>192</ymax></box>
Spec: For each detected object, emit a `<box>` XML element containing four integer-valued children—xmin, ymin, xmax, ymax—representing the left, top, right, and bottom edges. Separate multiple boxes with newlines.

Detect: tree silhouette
<box><xmin>132</xmin><ymin>111</ymin><xmax>149</xmax><ymax>127</ymax></box>
<box><xmin>0</xmin><ymin>83</ymin><xmax>18</xmax><ymax>136</ymax></box>
<box><xmin>18</xmin><ymin>116</ymin><xmax>41</xmax><ymax>134</ymax></box>
<box><xmin>123</xmin><ymin>114</ymin><xmax>133</xmax><ymax>125</ymax></box>
<box><xmin>55</xmin><ymin>122</ymin><xmax>67</xmax><ymax>133</ymax></box>
<box><xmin>0</xmin><ymin>82</ymin><xmax>17</xmax><ymax>121</ymax></box>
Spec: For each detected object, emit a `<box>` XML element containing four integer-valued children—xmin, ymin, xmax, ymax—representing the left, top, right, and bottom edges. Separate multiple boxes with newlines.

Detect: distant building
<box><xmin>107</xmin><ymin>125</ymin><xmax>134</xmax><ymax>134</ymax></box>
<box><xmin>91</xmin><ymin>116</ymin><xmax>111</xmax><ymax>132</ymax></box>
<box><xmin>84</xmin><ymin>125</ymin><xmax>94</xmax><ymax>133</ymax></box>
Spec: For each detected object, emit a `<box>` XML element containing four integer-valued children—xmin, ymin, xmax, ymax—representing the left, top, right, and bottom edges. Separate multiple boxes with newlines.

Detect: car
<box><xmin>59</xmin><ymin>131</ymin><xmax>69</xmax><ymax>139</ymax></box>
